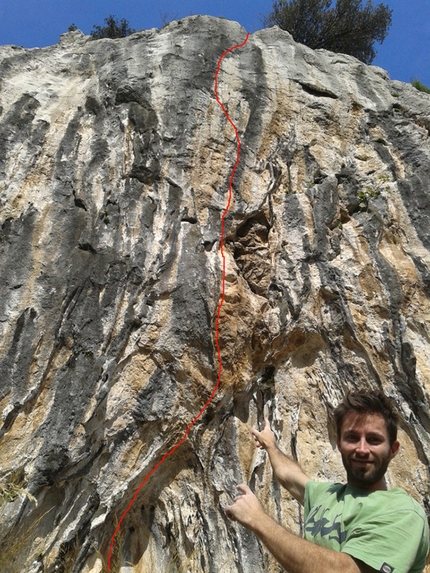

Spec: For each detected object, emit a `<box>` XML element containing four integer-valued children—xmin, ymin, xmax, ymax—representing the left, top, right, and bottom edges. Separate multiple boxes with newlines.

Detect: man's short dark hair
<box><xmin>333</xmin><ymin>390</ymin><xmax>399</xmax><ymax>445</ymax></box>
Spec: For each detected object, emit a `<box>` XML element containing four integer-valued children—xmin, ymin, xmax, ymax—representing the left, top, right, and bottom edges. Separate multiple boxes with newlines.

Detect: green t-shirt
<box><xmin>304</xmin><ymin>481</ymin><xmax>429</xmax><ymax>573</ymax></box>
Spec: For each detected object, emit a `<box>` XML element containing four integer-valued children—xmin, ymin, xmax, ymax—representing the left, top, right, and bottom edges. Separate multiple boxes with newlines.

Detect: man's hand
<box><xmin>224</xmin><ymin>484</ymin><xmax>265</xmax><ymax>530</ymax></box>
<box><xmin>251</xmin><ymin>417</ymin><xmax>276</xmax><ymax>450</ymax></box>
<box><xmin>251</xmin><ymin>418</ymin><xmax>309</xmax><ymax>504</ymax></box>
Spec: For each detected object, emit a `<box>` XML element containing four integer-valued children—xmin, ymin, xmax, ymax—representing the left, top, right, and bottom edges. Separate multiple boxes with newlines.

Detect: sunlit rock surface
<box><xmin>0</xmin><ymin>15</ymin><xmax>429</xmax><ymax>572</ymax></box>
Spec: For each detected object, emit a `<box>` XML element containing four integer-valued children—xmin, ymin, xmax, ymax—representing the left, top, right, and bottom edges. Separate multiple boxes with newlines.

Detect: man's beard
<box><xmin>342</xmin><ymin>452</ymin><xmax>391</xmax><ymax>488</ymax></box>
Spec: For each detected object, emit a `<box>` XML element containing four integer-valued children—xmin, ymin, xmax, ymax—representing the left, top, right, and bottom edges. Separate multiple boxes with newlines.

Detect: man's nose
<box><xmin>356</xmin><ymin>438</ymin><xmax>370</xmax><ymax>454</ymax></box>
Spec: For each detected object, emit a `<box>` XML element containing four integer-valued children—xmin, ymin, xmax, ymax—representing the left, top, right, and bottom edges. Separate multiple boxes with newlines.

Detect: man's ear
<box><xmin>390</xmin><ymin>440</ymin><xmax>400</xmax><ymax>460</ymax></box>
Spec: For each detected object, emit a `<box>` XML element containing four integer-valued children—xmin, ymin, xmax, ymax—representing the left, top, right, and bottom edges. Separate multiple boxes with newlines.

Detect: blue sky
<box><xmin>0</xmin><ymin>0</ymin><xmax>429</xmax><ymax>86</ymax></box>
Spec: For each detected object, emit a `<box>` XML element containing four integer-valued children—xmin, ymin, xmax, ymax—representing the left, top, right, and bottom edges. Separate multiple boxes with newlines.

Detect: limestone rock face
<box><xmin>0</xmin><ymin>15</ymin><xmax>429</xmax><ymax>572</ymax></box>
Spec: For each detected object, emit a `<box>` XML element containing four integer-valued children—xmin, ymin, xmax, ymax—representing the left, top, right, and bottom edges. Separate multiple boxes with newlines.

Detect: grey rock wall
<box><xmin>0</xmin><ymin>15</ymin><xmax>429</xmax><ymax>572</ymax></box>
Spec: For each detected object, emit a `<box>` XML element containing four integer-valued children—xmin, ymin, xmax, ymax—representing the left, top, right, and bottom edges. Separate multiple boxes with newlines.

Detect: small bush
<box><xmin>161</xmin><ymin>12</ymin><xmax>180</xmax><ymax>28</ymax></box>
<box><xmin>411</xmin><ymin>78</ymin><xmax>430</xmax><ymax>94</ymax></box>
<box><xmin>91</xmin><ymin>15</ymin><xmax>136</xmax><ymax>39</ymax></box>
<box><xmin>357</xmin><ymin>174</ymin><xmax>390</xmax><ymax>211</ymax></box>
<box><xmin>0</xmin><ymin>470</ymin><xmax>37</xmax><ymax>507</ymax></box>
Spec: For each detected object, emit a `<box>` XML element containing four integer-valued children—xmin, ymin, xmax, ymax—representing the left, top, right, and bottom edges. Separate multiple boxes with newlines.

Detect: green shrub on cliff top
<box><xmin>412</xmin><ymin>78</ymin><xmax>430</xmax><ymax>94</ymax></box>
<box><xmin>90</xmin><ymin>15</ymin><xmax>136</xmax><ymax>39</ymax></box>
<box><xmin>261</xmin><ymin>0</ymin><xmax>393</xmax><ymax>65</ymax></box>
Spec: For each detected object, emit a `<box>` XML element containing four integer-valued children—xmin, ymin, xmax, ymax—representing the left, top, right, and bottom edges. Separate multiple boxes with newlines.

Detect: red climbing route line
<box><xmin>213</xmin><ymin>31</ymin><xmax>250</xmax><ymax>391</ymax></box>
<box><xmin>107</xmin><ymin>32</ymin><xmax>250</xmax><ymax>571</ymax></box>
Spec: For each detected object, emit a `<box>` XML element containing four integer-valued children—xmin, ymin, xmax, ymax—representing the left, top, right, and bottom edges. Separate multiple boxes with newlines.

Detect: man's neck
<box><xmin>346</xmin><ymin>479</ymin><xmax>388</xmax><ymax>492</ymax></box>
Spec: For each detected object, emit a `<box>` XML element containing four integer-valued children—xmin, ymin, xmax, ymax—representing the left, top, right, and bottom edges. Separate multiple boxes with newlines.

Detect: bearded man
<box><xmin>225</xmin><ymin>390</ymin><xmax>429</xmax><ymax>573</ymax></box>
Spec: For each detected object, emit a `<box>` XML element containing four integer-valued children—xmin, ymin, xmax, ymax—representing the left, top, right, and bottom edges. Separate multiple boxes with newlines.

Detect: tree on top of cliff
<box><xmin>261</xmin><ymin>0</ymin><xmax>393</xmax><ymax>64</ymax></box>
<box><xmin>90</xmin><ymin>15</ymin><xmax>136</xmax><ymax>39</ymax></box>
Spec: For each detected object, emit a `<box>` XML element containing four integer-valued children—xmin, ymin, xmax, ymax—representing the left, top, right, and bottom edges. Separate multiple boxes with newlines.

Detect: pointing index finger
<box><xmin>236</xmin><ymin>483</ymin><xmax>250</xmax><ymax>495</ymax></box>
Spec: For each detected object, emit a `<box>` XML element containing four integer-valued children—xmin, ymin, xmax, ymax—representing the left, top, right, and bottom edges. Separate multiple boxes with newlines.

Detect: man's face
<box><xmin>336</xmin><ymin>412</ymin><xmax>399</xmax><ymax>491</ymax></box>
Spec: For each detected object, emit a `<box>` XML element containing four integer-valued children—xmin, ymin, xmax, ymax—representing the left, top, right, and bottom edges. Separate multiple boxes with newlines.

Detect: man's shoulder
<box><xmin>306</xmin><ymin>480</ymin><xmax>344</xmax><ymax>493</ymax></box>
<box><xmin>305</xmin><ymin>480</ymin><xmax>346</xmax><ymax>504</ymax></box>
<box><xmin>380</xmin><ymin>488</ymin><xmax>428</xmax><ymax>519</ymax></box>
<box><xmin>344</xmin><ymin>485</ymin><xmax>427</xmax><ymax>523</ymax></box>
<box><xmin>307</xmin><ymin>482</ymin><xmax>427</xmax><ymax>516</ymax></box>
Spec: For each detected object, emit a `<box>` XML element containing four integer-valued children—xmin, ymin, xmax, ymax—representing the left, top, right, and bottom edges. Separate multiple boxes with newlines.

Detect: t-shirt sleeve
<box><xmin>342</xmin><ymin>508</ymin><xmax>429</xmax><ymax>573</ymax></box>
<box><xmin>304</xmin><ymin>481</ymin><xmax>332</xmax><ymax>521</ymax></box>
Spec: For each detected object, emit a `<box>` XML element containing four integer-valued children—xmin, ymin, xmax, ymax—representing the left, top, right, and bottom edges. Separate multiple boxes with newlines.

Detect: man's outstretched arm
<box><xmin>225</xmin><ymin>484</ymin><xmax>377</xmax><ymax>573</ymax></box>
<box><xmin>251</xmin><ymin>418</ymin><xmax>309</xmax><ymax>505</ymax></box>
